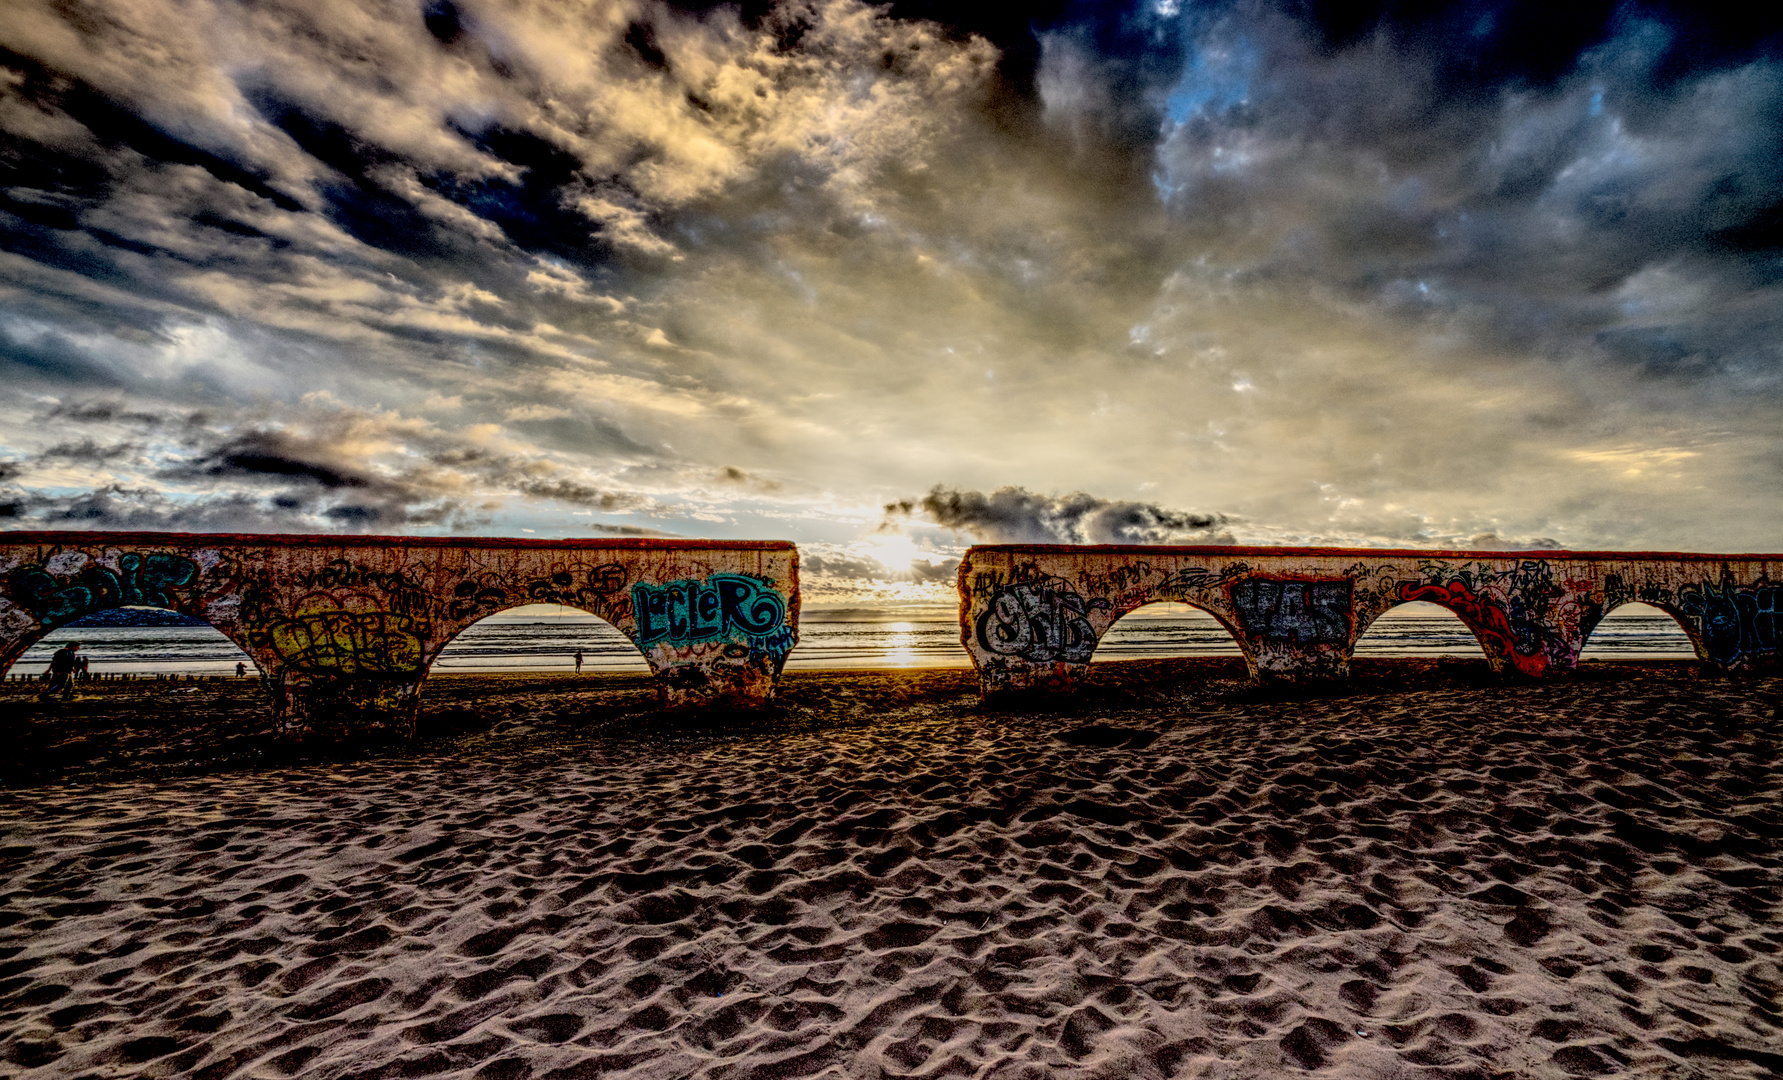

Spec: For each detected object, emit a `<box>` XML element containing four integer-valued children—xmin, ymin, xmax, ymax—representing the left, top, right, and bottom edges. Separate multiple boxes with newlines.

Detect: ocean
<box><xmin>9</xmin><ymin>601</ymin><xmax>1699</xmax><ymax>677</ymax></box>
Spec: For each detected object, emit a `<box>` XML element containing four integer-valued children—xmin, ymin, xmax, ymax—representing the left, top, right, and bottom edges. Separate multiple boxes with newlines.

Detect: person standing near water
<box><xmin>43</xmin><ymin>642</ymin><xmax>81</xmax><ymax>700</ymax></box>
<box><xmin>574</xmin><ymin>648</ymin><xmax>585</xmax><ymax>673</ymax></box>
<box><xmin>236</xmin><ymin>661</ymin><xmax>247</xmax><ymax>678</ymax></box>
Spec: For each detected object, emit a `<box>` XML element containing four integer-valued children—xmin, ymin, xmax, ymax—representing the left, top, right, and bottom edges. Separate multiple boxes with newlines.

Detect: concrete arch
<box><xmin>6</xmin><ymin>605</ymin><xmax>267</xmax><ymax>678</ymax></box>
<box><xmin>426</xmin><ymin>602</ymin><xmax>651</xmax><ymax>675</ymax></box>
<box><xmin>1090</xmin><ymin>599</ymin><xmax>1246</xmax><ymax>661</ymax></box>
<box><xmin>1351</xmin><ymin>600</ymin><xmax>1492</xmax><ymax>659</ymax></box>
<box><xmin>1580</xmin><ymin>600</ymin><xmax>1704</xmax><ymax>661</ymax></box>
<box><xmin>2</xmin><ymin>599</ymin><xmax>263</xmax><ymax>689</ymax></box>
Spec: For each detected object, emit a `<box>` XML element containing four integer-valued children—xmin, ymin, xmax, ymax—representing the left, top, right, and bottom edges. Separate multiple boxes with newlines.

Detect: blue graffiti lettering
<box><xmin>633</xmin><ymin>575</ymin><xmax>790</xmax><ymax>650</ymax></box>
<box><xmin>1678</xmin><ymin>582</ymin><xmax>1780</xmax><ymax>665</ymax></box>
<box><xmin>6</xmin><ymin>551</ymin><xmax>199</xmax><ymax>625</ymax></box>
<box><xmin>1230</xmin><ymin>577</ymin><xmax>1352</xmax><ymax>645</ymax></box>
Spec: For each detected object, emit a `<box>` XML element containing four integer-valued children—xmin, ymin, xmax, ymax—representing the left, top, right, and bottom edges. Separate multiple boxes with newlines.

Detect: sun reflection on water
<box><xmin>883</xmin><ymin>621</ymin><xmax>919</xmax><ymax>666</ymax></box>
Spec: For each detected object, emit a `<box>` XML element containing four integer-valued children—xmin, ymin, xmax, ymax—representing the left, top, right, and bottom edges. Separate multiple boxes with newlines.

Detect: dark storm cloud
<box><xmin>800</xmin><ymin>553</ymin><xmax>886</xmax><ymax>579</ymax></box>
<box><xmin>0</xmin><ymin>484</ymin><xmax>479</xmax><ymax>533</ymax></box>
<box><xmin>888</xmin><ymin>485</ymin><xmax>1232</xmax><ymax>545</ymax></box>
<box><xmin>39</xmin><ymin>438</ymin><xmax>140</xmax><ymax>463</ymax></box>
<box><xmin>0</xmin><ymin>322</ymin><xmax>128</xmax><ymax>386</ymax></box>
<box><xmin>907</xmin><ymin>556</ymin><xmax>960</xmax><ymax>582</ymax></box>
<box><xmin>800</xmin><ymin>550</ymin><xmax>960</xmax><ymax>583</ymax></box>
<box><xmin>175</xmin><ymin>431</ymin><xmax>369</xmax><ymax>488</ymax></box>
<box><xmin>166</xmin><ymin>418</ymin><xmax>649</xmax><ymax>517</ymax></box>
<box><xmin>1139</xmin><ymin>2</ymin><xmax>1783</xmax><ymax>392</ymax></box>
<box><xmin>509</xmin><ymin>479</ymin><xmax>644</xmax><ymax>512</ymax></box>
<box><xmin>1</xmin><ymin>397</ymin><xmax>654</xmax><ymax>532</ymax></box>
<box><xmin>1467</xmin><ymin>532</ymin><xmax>1561</xmax><ymax>551</ymax></box>
<box><xmin>39</xmin><ymin>400</ymin><xmax>168</xmax><ymax>426</ymax></box>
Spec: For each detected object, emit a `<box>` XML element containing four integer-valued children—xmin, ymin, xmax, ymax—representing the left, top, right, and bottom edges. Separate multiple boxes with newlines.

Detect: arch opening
<box><xmin>1091</xmin><ymin>601</ymin><xmax>1244</xmax><ymax>662</ymax></box>
<box><xmin>786</xmin><ymin>608</ymin><xmax>964</xmax><ymax>670</ymax></box>
<box><xmin>432</xmin><ymin>604</ymin><xmax>650</xmax><ymax>674</ymax></box>
<box><xmin>1579</xmin><ymin>602</ymin><xmax>1698</xmax><ymax>661</ymax></box>
<box><xmin>1353</xmin><ymin>601</ymin><xmax>1490</xmax><ymax>658</ymax></box>
<box><xmin>5</xmin><ymin>606</ymin><xmax>262</xmax><ymax>680</ymax></box>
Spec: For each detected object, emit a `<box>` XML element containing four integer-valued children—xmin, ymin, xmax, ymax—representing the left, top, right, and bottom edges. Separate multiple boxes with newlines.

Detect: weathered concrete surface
<box><xmin>0</xmin><ymin>532</ymin><xmax>798</xmax><ymax>741</ymax></box>
<box><xmin>959</xmin><ymin>544</ymin><xmax>1781</xmax><ymax>697</ymax></box>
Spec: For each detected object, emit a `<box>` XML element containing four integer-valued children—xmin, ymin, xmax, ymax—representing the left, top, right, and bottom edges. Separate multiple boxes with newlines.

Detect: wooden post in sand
<box><xmin>0</xmin><ymin>533</ymin><xmax>799</xmax><ymax>743</ymax></box>
<box><xmin>957</xmin><ymin>544</ymin><xmax>1782</xmax><ymax>698</ymax></box>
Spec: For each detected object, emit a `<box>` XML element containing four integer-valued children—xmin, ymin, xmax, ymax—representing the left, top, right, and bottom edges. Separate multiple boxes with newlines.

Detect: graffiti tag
<box><xmin>1230</xmin><ymin>577</ymin><xmax>1352</xmax><ymax>644</ymax></box>
<box><xmin>1678</xmin><ymin>582</ymin><xmax>1779</xmax><ymax>665</ymax></box>
<box><xmin>444</xmin><ymin>562</ymin><xmax>631</xmax><ymax>621</ymax></box>
<box><xmin>267</xmin><ymin>603</ymin><xmax>426</xmax><ymax>676</ymax></box>
<box><xmin>975</xmin><ymin>577</ymin><xmax>1108</xmax><ymax>663</ymax></box>
<box><xmin>1077</xmin><ymin>562</ymin><xmax>1158</xmax><ymax>597</ymax></box>
<box><xmin>632</xmin><ymin>575</ymin><xmax>790</xmax><ymax>650</ymax></box>
<box><xmin>5</xmin><ymin>552</ymin><xmax>198</xmax><ymax>624</ymax></box>
<box><xmin>1156</xmin><ymin>563</ymin><xmax>1251</xmax><ymax>600</ymax></box>
<box><xmin>1603</xmin><ymin>573</ymin><xmax>1674</xmax><ymax>610</ymax></box>
<box><xmin>293</xmin><ymin>559</ymin><xmax>432</xmax><ymax>621</ymax></box>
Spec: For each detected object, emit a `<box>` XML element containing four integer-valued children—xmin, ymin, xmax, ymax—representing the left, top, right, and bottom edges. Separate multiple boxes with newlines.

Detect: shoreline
<box><xmin>0</xmin><ymin>658</ymin><xmax>1734</xmax><ymax>790</ymax></box>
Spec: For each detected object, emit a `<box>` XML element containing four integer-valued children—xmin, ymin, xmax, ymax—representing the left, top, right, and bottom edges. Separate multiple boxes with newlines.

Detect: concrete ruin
<box><xmin>959</xmin><ymin>544</ymin><xmax>1781</xmax><ymax>698</ymax></box>
<box><xmin>0</xmin><ymin>532</ymin><xmax>799</xmax><ymax>742</ymax></box>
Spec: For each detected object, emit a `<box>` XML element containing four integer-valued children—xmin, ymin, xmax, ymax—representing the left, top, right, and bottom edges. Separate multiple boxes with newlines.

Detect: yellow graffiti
<box><xmin>268</xmin><ymin>607</ymin><xmax>424</xmax><ymax>676</ymax></box>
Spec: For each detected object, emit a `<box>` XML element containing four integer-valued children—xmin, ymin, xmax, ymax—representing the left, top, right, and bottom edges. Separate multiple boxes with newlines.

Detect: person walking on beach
<box><xmin>43</xmin><ymin>642</ymin><xmax>81</xmax><ymax>700</ymax></box>
<box><xmin>574</xmin><ymin>648</ymin><xmax>585</xmax><ymax>674</ymax></box>
<box><xmin>236</xmin><ymin>661</ymin><xmax>247</xmax><ymax>678</ymax></box>
<box><xmin>75</xmin><ymin>653</ymin><xmax>90</xmax><ymax>681</ymax></box>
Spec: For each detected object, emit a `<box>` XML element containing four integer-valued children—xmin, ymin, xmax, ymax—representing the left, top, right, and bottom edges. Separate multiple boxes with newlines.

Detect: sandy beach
<box><xmin>1</xmin><ymin>660</ymin><xmax>1779</xmax><ymax>1078</ymax></box>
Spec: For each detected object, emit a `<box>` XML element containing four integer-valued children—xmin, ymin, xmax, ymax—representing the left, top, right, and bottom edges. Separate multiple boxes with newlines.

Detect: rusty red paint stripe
<box><xmin>0</xmin><ymin>531</ymin><xmax>795</xmax><ymax>552</ymax></box>
<box><xmin>965</xmin><ymin>544</ymin><xmax>1783</xmax><ymax>562</ymax></box>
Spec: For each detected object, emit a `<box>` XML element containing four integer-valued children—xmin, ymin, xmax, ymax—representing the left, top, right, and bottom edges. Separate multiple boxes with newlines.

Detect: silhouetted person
<box><xmin>76</xmin><ymin>654</ymin><xmax>90</xmax><ymax>681</ymax></box>
<box><xmin>44</xmin><ymin>642</ymin><xmax>80</xmax><ymax>700</ymax></box>
<box><xmin>236</xmin><ymin>661</ymin><xmax>247</xmax><ymax>678</ymax></box>
<box><xmin>574</xmin><ymin>648</ymin><xmax>585</xmax><ymax>673</ymax></box>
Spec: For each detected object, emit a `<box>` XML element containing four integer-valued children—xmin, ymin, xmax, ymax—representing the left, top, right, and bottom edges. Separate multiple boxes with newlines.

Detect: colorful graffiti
<box><xmin>1678</xmin><ymin>582</ymin><xmax>1779</xmax><ymax>666</ymax></box>
<box><xmin>5</xmin><ymin>552</ymin><xmax>198</xmax><ymax>624</ymax></box>
<box><xmin>632</xmin><ymin>574</ymin><xmax>793</xmax><ymax>654</ymax></box>
<box><xmin>267</xmin><ymin>600</ymin><xmax>426</xmax><ymax>676</ymax></box>
<box><xmin>0</xmin><ymin>535</ymin><xmax>798</xmax><ymax>743</ymax></box>
<box><xmin>975</xmin><ymin>577</ymin><xmax>1109</xmax><ymax>664</ymax></box>
<box><xmin>958</xmin><ymin>546</ymin><xmax>1782</xmax><ymax>697</ymax></box>
<box><xmin>1230</xmin><ymin>577</ymin><xmax>1351</xmax><ymax>644</ymax></box>
<box><xmin>1397</xmin><ymin>578</ymin><xmax>1535</xmax><ymax>670</ymax></box>
<box><xmin>1394</xmin><ymin>559</ymin><xmax>1582</xmax><ymax>676</ymax></box>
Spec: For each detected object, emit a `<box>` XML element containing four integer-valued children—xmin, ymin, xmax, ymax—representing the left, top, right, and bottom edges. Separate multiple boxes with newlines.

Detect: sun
<box><xmin>856</xmin><ymin>534</ymin><xmax>927</xmax><ymax>574</ymax></box>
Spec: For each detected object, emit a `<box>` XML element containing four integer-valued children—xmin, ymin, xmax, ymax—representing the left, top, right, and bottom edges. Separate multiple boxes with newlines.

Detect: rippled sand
<box><xmin>1</xmin><ymin>661</ymin><xmax>1780</xmax><ymax>1078</ymax></box>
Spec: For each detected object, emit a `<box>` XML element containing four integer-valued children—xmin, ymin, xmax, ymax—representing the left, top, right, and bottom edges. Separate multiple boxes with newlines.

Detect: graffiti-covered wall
<box><xmin>959</xmin><ymin>545</ymin><xmax>1782</xmax><ymax>697</ymax></box>
<box><xmin>0</xmin><ymin>532</ymin><xmax>799</xmax><ymax>741</ymax></box>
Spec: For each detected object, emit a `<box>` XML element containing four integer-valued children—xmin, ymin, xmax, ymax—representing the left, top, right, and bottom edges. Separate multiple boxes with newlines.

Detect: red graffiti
<box><xmin>1397</xmin><ymin>579</ymin><xmax>1549</xmax><ymax>677</ymax></box>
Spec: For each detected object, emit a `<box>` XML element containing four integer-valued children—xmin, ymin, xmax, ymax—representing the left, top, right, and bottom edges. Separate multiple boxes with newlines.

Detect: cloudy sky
<box><xmin>2</xmin><ymin>0</ymin><xmax>1780</xmax><ymax>603</ymax></box>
